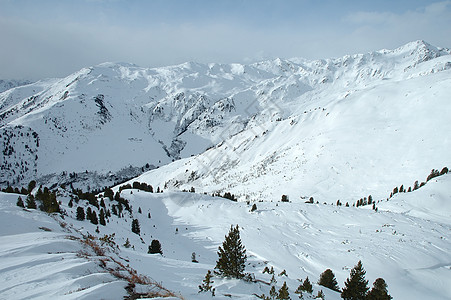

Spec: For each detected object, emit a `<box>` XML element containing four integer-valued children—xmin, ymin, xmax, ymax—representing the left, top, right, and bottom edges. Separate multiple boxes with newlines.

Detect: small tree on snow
<box><xmin>269</xmin><ymin>285</ymin><xmax>278</xmax><ymax>300</ymax></box>
<box><xmin>76</xmin><ymin>206</ymin><xmax>85</xmax><ymax>221</ymax></box>
<box><xmin>26</xmin><ymin>194</ymin><xmax>37</xmax><ymax>209</ymax></box>
<box><xmin>16</xmin><ymin>196</ymin><xmax>25</xmax><ymax>208</ymax></box>
<box><xmin>296</xmin><ymin>277</ymin><xmax>313</xmax><ymax>296</ymax></box>
<box><xmin>199</xmin><ymin>270</ymin><xmax>215</xmax><ymax>296</ymax></box>
<box><xmin>367</xmin><ymin>278</ymin><xmax>392</xmax><ymax>300</ymax></box>
<box><xmin>148</xmin><ymin>239</ymin><xmax>162</xmax><ymax>254</ymax></box>
<box><xmin>214</xmin><ymin>224</ymin><xmax>247</xmax><ymax>279</ymax></box>
<box><xmin>318</xmin><ymin>268</ymin><xmax>340</xmax><ymax>292</ymax></box>
<box><xmin>191</xmin><ymin>252</ymin><xmax>198</xmax><ymax>263</ymax></box>
<box><xmin>341</xmin><ymin>260</ymin><xmax>369</xmax><ymax>300</ymax></box>
<box><xmin>277</xmin><ymin>281</ymin><xmax>290</xmax><ymax>299</ymax></box>
<box><xmin>131</xmin><ymin>219</ymin><xmax>140</xmax><ymax>235</ymax></box>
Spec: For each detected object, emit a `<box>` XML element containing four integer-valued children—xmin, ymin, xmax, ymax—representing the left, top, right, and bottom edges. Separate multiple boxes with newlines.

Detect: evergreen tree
<box><xmin>123</xmin><ymin>238</ymin><xmax>131</xmax><ymax>248</ymax></box>
<box><xmin>198</xmin><ymin>270</ymin><xmax>215</xmax><ymax>296</ymax></box>
<box><xmin>366</xmin><ymin>278</ymin><xmax>392</xmax><ymax>300</ymax></box>
<box><xmin>318</xmin><ymin>268</ymin><xmax>340</xmax><ymax>291</ymax></box>
<box><xmin>90</xmin><ymin>210</ymin><xmax>98</xmax><ymax>225</ymax></box>
<box><xmin>26</xmin><ymin>194</ymin><xmax>37</xmax><ymax>209</ymax></box>
<box><xmin>76</xmin><ymin>206</ymin><xmax>85</xmax><ymax>221</ymax></box>
<box><xmin>293</xmin><ymin>286</ymin><xmax>303</xmax><ymax>300</ymax></box>
<box><xmin>301</xmin><ymin>277</ymin><xmax>313</xmax><ymax>294</ymax></box>
<box><xmin>104</xmin><ymin>187</ymin><xmax>114</xmax><ymax>200</ymax></box>
<box><xmin>277</xmin><ymin>281</ymin><xmax>290</xmax><ymax>299</ymax></box>
<box><xmin>191</xmin><ymin>252</ymin><xmax>198</xmax><ymax>263</ymax></box>
<box><xmin>148</xmin><ymin>239</ymin><xmax>162</xmax><ymax>254</ymax></box>
<box><xmin>27</xmin><ymin>180</ymin><xmax>36</xmax><ymax>194</ymax></box>
<box><xmin>251</xmin><ymin>203</ymin><xmax>257</xmax><ymax>212</ymax></box>
<box><xmin>131</xmin><ymin>219</ymin><xmax>140</xmax><ymax>235</ymax></box>
<box><xmin>214</xmin><ymin>224</ymin><xmax>247</xmax><ymax>279</ymax></box>
<box><xmin>86</xmin><ymin>207</ymin><xmax>92</xmax><ymax>220</ymax></box>
<box><xmin>316</xmin><ymin>290</ymin><xmax>325</xmax><ymax>300</ymax></box>
<box><xmin>269</xmin><ymin>285</ymin><xmax>278</xmax><ymax>300</ymax></box>
<box><xmin>99</xmin><ymin>208</ymin><xmax>106</xmax><ymax>226</ymax></box>
<box><xmin>341</xmin><ymin>261</ymin><xmax>369</xmax><ymax>300</ymax></box>
<box><xmin>16</xmin><ymin>196</ymin><xmax>25</xmax><ymax>208</ymax></box>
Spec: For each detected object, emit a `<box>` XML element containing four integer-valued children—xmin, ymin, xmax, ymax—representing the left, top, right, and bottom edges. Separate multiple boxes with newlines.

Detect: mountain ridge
<box><xmin>0</xmin><ymin>40</ymin><xmax>450</xmax><ymax>195</ymax></box>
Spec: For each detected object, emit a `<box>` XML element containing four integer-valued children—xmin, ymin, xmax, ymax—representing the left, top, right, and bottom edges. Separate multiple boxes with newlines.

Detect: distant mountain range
<box><xmin>1</xmin><ymin>40</ymin><xmax>450</xmax><ymax>203</ymax></box>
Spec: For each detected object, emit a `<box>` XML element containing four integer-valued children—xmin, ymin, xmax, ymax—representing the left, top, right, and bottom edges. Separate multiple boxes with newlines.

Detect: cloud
<box><xmin>1</xmin><ymin>1</ymin><xmax>450</xmax><ymax>80</ymax></box>
<box><xmin>339</xmin><ymin>1</ymin><xmax>451</xmax><ymax>55</ymax></box>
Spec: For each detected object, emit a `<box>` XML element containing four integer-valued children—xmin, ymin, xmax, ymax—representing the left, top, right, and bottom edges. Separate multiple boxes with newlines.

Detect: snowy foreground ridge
<box><xmin>0</xmin><ymin>40</ymin><xmax>450</xmax><ymax>299</ymax></box>
<box><xmin>0</xmin><ymin>174</ymin><xmax>450</xmax><ymax>299</ymax></box>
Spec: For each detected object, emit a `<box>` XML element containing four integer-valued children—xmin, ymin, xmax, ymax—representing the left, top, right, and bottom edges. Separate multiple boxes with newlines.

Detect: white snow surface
<box><xmin>1</xmin><ymin>40</ymin><xmax>450</xmax><ymax>194</ymax></box>
<box><xmin>1</xmin><ymin>174</ymin><xmax>450</xmax><ymax>299</ymax></box>
<box><xmin>0</xmin><ymin>40</ymin><xmax>451</xmax><ymax>299</ymax></box>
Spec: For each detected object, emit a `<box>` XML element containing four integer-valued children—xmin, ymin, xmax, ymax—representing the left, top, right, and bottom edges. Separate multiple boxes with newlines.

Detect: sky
<box><xmin>1</xmin><ymin>0</ymin><xmax>450</xmax><ymax>80</ymax></box>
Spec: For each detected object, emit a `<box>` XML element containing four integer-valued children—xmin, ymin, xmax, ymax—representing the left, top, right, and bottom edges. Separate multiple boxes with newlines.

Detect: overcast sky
<box><xmin>1</xmin><ymin>0</ymin><xmax>450</xmax><ymax>80</ymax></box>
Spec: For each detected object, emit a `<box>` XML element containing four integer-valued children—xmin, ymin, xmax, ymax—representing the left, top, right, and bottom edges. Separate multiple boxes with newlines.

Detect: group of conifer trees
<box><xmin>200</xmin><ymin>225</ymin><xmax>391</xmax><ymax>299</ymax></box>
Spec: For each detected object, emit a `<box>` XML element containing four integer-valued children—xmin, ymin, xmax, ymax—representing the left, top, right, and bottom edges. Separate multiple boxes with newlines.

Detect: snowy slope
<box><xmin>1</xmin><ymin>40</ymin><xmax>450</xmax><ymax>191</ymax></box>
<box><xmin>1</xmin><ymin>173</ymin><xmax>450</xmax><ymax>299</ymax></box>
<box><xmin>135</xmin><ymin>53</ymin><xmax>451</xmax><ymax>204</ymax></box>
<box><xmin>0</xmin><ymin>192</ymin><xmax>128</xmax><ymax>299</ymax></box>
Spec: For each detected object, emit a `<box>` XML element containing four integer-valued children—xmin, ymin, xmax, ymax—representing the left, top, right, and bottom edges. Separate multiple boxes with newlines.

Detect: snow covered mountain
<box><xmin>1</xmin><ymin>40</ymin><xmax>451</xmax><ymax>300</ymax></box>
<box><xmin>1</xmin><ymin>40</ymin><xmax>450</xmax><ymax>194</ymax></box>
<box><xmin>0</xmin><ymin>79</ymin><xmax>33</xmax><ymax>93</ymax></box>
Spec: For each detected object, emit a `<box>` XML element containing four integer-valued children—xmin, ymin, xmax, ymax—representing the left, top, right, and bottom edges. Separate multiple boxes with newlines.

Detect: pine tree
<box><xmin>318</xmin><ymin>268</ymin><xmax>340</xmax><ymax>292</ymax></box>
<box><xmin>90</xmin><ymin>210</ymin><xmax>98</xmax><ymax>225</ymax></box>
<box><xmin>27</xmin><ymin>180</ymin><xmax>36</xmax><ymax>194</ymax></box>
<box><xmin>277</xmin><ymin>281</ymin><xmax>290</xmax><ymax>299</ymax></box>
<box><xmin>301</xmin><ymin>276</ymin><xmax>313</xmax><ymax>294</ymax></box>
<box><xmin>76</xmin><ymin>206</ymin><xmax>85</xmax><ymax>221</ymax></box>
<box><xmin>341</xmin><ymin>260</ymin><xmax>369</xmax><ymax>300</ymax></box>
<box><xmin>191</xmin><ymin>252</ymin><xmax>198</xmax><ymax>263</ymax></box>
<box><xmin>269</xmin><ymin>285</ymin><xmax>278</xmax><ymax>300</ymax></box>
<box><xmin>198</xmin><ymin>270</ymin><xmax>215</xmax><ymax>296</ymax></box>
<box><xmin>16</xmin><ymin>196</ymin><xmax>25</xmax><ymax>208</ymax></box>
<box><xmin>294</xmin><ymin>286</ymin><xmax>303</xmax><ymax>300</ymax></box>
<box><xmin>413</xmin><ymin>180</ymin><xmax>419</xmax><ymax>190</ymax></box>
<box><xmin>99</xmin><ymin>208</ymin><xmax>106</xmax><ymax>226</ymax></box>
<box><xmin>148</xmin><ymin>239</ymin><xmax>162</xmax><ymax>254</ymax></box>
<box><xmin>366</xmin><ymin>278</ymin><xmax>392</xmax><ymax>300</ymax></box>
<box><xmin>26</xmin><ymin>194</ymin><xmax>37</xmax><ymax>209</ymax></box>
<box><xmin>131</xmin><ymin>219</ymin><xmax>140</xmax><ymax>235</ymax></box>
<box><xmin>316</xmin><ymin>290</ymin><xmax>325</xmax><ymax>300</ymax></box>
<box><xmin>214</xmin><ymin>224</ymin><xmax>247</xmax><ymax>279</ymax></box>
<box><xmin>86</xmin><ymin>207</ymin><xmax>92</xmax><ymax>220</ymax></box>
